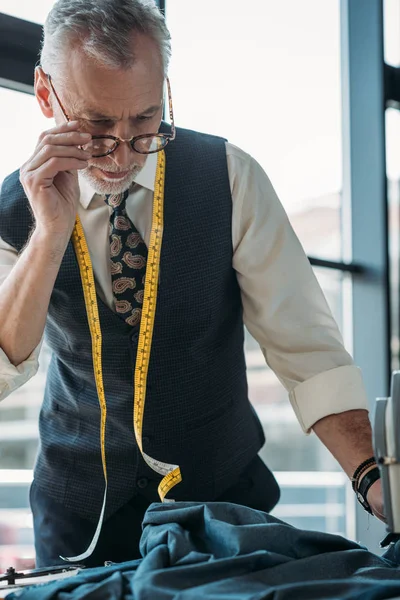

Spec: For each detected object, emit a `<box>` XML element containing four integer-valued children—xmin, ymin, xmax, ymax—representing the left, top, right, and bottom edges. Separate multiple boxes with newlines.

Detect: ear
<box><xmin>34</xmin><ymin>66</ymin><xmax>54</xmax><ymax>118</ymax></box>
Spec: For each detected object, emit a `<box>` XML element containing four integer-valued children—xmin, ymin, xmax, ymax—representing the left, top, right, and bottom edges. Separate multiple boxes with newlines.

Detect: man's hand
<box><xmin>20</xmin><ymin>121</ymin><xmax>91</xmax><ymax>239</ymax></box>
<box><xmin>367</xmin><ymin>478</ymin><xmax>386</xmax><ymax>522</ymax></box>
<box><xmin>0</xmin><ymin>122</ymin><xmax>91</xmax><ymax>367</ymax></box>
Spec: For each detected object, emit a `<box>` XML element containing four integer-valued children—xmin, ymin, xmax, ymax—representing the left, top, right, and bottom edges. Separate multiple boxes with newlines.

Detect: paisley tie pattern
<box><xmin>105</xmin><ymin>189</ymin><xmax>148</xmax><ymax>326</ymax></box>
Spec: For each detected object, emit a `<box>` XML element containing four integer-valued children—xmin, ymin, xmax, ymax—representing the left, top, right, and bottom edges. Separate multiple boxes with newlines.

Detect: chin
<box><xmin>81</xmin><ymin>165</ymin><xmax>142</xmax><ymax>195</ymax></box>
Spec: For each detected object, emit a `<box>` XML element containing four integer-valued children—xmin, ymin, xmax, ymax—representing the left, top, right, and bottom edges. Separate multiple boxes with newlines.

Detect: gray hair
<box><xmin>40</xmin><ymin>0</ymin><xmax>171</xmax><ymax>76</ymax></box>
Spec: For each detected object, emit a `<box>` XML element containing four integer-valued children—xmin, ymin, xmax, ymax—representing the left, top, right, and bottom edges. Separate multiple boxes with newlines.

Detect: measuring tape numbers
<box><xmin>65</xmin><ymin>149</ymin><xmax>181</xmax><ymax>562</ymax></box>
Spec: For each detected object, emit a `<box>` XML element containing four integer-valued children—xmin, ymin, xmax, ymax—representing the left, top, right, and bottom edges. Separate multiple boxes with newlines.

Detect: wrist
<box><xmin>29</xmin><ymin>227</ymin><xmax>71</xmax><ymax>264</ymax></box>
<box><xmin>354</xmin><ymin>463</ymin><xmax>381</xmax><ymax>514</ymax></box>
<box><xmin>31</xmin><ymin>225</ymin><xmax>72</xmax><ymax>248</ymax></box>
<box><xmin>351</xmin><ymin>456</ymin><xmax>376</xmax><ymax>491</ymax></box>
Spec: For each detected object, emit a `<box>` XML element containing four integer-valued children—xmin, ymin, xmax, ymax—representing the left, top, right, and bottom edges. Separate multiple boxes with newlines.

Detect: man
<box><xmin>0</xmin><ymin>0</ymin><xmax>384</xmax><ymax>567</ymax></box>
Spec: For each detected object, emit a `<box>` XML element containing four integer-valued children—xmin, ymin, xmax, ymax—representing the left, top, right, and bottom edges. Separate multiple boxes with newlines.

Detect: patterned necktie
<box><xmin>104</xmin><ymin>189</ymin><xmax>148</xmax><ymax>327</ymax></box>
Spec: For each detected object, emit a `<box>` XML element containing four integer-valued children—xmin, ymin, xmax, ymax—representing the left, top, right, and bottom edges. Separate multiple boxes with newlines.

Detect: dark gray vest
<box><xmin>0</xmin><ymin>126</ymin><xmax>264</xmax><ymax>521</ymax></box>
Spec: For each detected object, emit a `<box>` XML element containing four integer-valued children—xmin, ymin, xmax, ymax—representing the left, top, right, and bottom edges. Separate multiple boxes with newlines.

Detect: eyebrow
<box><xmin>80</xmin><ymin>104</ymin><xmax>162</xmax><ymax>121</ymax></box>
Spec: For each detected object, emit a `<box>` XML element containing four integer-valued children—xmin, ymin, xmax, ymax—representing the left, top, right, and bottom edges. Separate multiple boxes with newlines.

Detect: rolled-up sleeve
<box><xmin>0</xmin><ymin>236</ymin><xmax>41</xmax><ymax>401</ymax></box>
<box><xmin>0</xmin><ymin>344</ymin><xmax>41</xmax><ymax>401</ymax></box>
<box><xmin>228</xmin><ymin>144</ymin><xmax>368</xmax><ymax>433</ymax></box>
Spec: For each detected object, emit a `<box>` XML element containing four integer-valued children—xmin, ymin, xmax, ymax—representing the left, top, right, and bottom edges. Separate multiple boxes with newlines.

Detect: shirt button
<box><xmin>137</xmin><ymin>477</ymin><xmax>149</xmax><ymax>489</ymax></box>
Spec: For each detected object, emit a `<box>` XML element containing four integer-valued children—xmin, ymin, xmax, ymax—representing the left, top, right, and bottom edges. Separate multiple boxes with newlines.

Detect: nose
<box><xmin>110</xmin><ymin>140</ymin><xmax>147</xmax><ymax>170</ymax></box>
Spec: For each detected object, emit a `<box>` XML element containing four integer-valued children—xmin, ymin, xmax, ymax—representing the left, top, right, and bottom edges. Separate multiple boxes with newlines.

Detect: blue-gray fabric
<box><xmin>0</xmin><ymin>126</ymin><xmax>265</xmax><ymax>521</ymax></box>
<box><xmin>6</xmin><ymin>502</ymin><xmax>400</xmax><ymax>600</ymax></box>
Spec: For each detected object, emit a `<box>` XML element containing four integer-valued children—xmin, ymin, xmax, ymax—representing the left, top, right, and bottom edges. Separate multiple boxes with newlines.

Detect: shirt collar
<box><xmin>78</xmin><ymin>151</ymin><xmax>158</xmax><ymax>209</ymax></box>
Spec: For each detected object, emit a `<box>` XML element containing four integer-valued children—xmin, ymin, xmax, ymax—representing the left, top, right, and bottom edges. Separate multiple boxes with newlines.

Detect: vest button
<box><xmin>131</xmin><ymin>332</ymin><xmax>139</xmax><ymax>342</ymax></box>
<box><xmin>137</xmin><ymin>477</ymin><xmax>149</xmax><ymax>489</ymax></box>
<box><xmin>142</xmin><ymin>436</ymin><xmax>150</xmax><ymax>445</ymax></box>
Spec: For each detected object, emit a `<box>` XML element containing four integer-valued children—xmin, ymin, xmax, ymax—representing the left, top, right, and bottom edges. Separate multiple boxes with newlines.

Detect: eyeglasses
<box><xmin>46</xmin><ymin>73</ymin><xmax>176</xmax><ymax>157</ymax></box>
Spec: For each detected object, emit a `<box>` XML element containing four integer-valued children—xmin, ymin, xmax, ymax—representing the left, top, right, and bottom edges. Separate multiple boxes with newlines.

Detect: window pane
<box><xmin>0</xmin><ymin>0</ymin><xmax>55</xmax><ymax>24</ymax></box>
<box><xmin>0</xmin><ymin>88</ymin><xmax>49</xmax><ymax>187</ymax></box>
<box><xmin>167</xmin><ymin>0</ymin><xmax>350</xmax><ymax>537</ymax></box>
<box><xmin>386</xmin><ymin>108</ymin><xmax>400</xmax><ymax>372</ymax></box>
<box><xmin>0</xmin><ymin>88</ymin><xmax>49</xmax><ymax>469</ymax></box>
<box><xmin>167</xmin><ymin>0</ymin><xmax>342</xmax><ymax>260</ymax></box>
<box><xmin>384</xmin><ymin>0</ymin><xmax>400</xmax><ymax>67</ymax></box>
<box><xmin>0</xmin><ymin>89</ymin><xmax>49</xmax><ymax>570</ymax></box>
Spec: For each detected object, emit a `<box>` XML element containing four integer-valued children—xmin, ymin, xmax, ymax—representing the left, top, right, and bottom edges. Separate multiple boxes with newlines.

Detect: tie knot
<box><xmin>104</xmin><ymin>188</ymin><xmax>130</xmax><ymax>210</ymax></box>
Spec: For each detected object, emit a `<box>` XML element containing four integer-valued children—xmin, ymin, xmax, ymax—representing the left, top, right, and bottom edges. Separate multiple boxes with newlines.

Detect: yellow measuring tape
<box><xmin>65</xmin><ymin>150</ymin><xmax>181</xmax><ymax>561</ymax></box>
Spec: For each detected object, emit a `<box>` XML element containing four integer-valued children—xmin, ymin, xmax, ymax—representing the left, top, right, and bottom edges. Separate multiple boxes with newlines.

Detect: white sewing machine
<box><xmin>374</xmin><ymin>370</ymin><xmax>400</xmax><ymax>534</ymax></box>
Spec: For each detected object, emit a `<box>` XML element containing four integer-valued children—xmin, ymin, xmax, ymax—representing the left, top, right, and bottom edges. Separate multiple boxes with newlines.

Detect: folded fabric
<box><xmin>6</xmin><ymin>501</ymin><xmax>400</xmax><ymax>600</ymax></box>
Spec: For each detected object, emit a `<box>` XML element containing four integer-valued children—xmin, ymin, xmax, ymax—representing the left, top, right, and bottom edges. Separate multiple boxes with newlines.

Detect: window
<box><xmin>0</xmin><ymin>87</ymin><xmax>49</xmax><ymax>186</ymax></box>
<box><xmin>386</xmin><ymin>108</ymin><xmax>400</xmax><ymax>372</ymax></box>
<box><xmin>167</xmin><ymin>0</ymin><xmax>351</xmax><ymax>536</ymax></box>
<box><xmin>0</xmin><ymin>88</ymin><xmax>49</xmax><ymax>570</ymax></box>
<box><xmin>384</xmin><ymin>0</ymin><xmax>400</xmax><ymax>67</ymax></box>
<box><xmin>167</xmin><ymin>0</ymin><xmax>342</xmax><ymax>261</ymax></box>
<box><xmin>384</xmin><ymin>1</ymin><xmax>400</xmax><ymax>373</ymax></box>
<box><xmin>0</xmin><ymin>87</ymin><xmax>50</xmax><ymax>471</ymax></box>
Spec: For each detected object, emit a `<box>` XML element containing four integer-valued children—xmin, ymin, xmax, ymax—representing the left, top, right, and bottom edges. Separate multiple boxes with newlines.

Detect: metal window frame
<box><xmin>340</xmin><ymin>0</ymin><xmax>388</xmax><ymax>550</ymax></box>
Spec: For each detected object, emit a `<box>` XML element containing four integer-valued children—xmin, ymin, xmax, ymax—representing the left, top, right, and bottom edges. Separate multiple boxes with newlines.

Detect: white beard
<box><xmin>80</xmin><ymin>164</ymin><xmax>144</xmax><ymax>195</ymax></box>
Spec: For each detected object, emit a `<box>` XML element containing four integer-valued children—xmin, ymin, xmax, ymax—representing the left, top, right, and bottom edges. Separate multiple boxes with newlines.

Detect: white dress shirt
<box><xmin>0</xmin><ymin>142</ymin><xmax>368</xmax><ymax>432</ymax></box>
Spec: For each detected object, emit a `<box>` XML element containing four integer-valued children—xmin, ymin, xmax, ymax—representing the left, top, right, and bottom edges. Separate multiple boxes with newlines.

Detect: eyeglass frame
<box><xmin>45</xmin><ymin>72</ymin><xmax>176</xmax><ymax>157</ymax></box>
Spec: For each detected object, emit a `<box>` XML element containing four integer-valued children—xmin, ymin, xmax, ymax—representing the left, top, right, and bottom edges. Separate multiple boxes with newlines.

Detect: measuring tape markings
<box><xmin>133</xmin><ymin>151</ymin><xmax>182</xmax><ymax>500</ymax></box>
<box><xmin>65</xmin><ymin>150</ymin><xmax>181</xmax><ymax>560</ymax></box>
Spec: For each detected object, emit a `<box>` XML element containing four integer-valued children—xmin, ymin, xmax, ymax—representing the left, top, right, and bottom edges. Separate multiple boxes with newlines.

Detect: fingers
<box><xmin>28</xmin><ymin>143</ymin><xmax>91</xmax><ymax>172</ymax></box>
<box><xmin>35</xmin><ymin>120</ymin><xmax>86</xmax><ymax>150</ymax></box>
<box><xmin>34</xmin><ymin>157</ymin><xmax>90</xmax><ymax>188</ymax></box>
<box><xmin>33</xmin><ymin>120</ymin><xmax>93</xmax><ymax>161</ymax></box>
<box><xmin>21</xmin><ymin>121</ymin><xmax>92</xmax><ymax>187</ymax></box>
<box><xmin>36</xmin><ymin>131</ymin><xmax>92</xmax><ymax>153</ymax></box>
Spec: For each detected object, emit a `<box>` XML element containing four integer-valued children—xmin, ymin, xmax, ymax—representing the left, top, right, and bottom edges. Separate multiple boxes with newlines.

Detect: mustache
<box><xmin>88</xmin><ymin>163</ymin><xmax>141</xmax><ymax>173</ymax></box>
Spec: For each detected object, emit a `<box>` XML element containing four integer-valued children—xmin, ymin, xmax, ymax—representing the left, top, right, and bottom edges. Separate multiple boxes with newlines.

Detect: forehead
<box><xmin>61</xmin><ymin>39</ymin><xmax>164</xmax><ymax>116</ymax></box>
